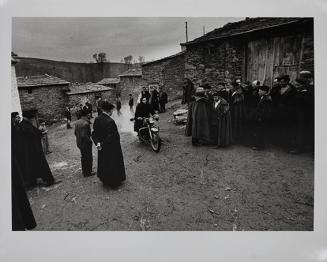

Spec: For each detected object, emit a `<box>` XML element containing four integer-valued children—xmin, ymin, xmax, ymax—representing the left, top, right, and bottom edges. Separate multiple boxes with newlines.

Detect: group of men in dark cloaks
<box><xmin>184</xmin><ymin>71</ymin><xmax>314</xmax><ymax>153</ymax></box>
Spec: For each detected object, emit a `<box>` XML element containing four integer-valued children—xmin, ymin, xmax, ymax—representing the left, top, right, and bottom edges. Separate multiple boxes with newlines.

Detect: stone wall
<box><xmin>119</xmin><ymin>76</ymin><xmax>144</xmax><ymax>104</ymax></box>
<box><xmin>15</xmin><ymin>57</ymin><xmax>132</xmax><ymax>83</ymax></box>
<box><xmin>19</xmin><ymin>84</ymin><xmax>69</xmax><ymax>122</ymax></box>
<box><xmin>184</xmin><ymin>39</ymin><xmax>244</xmax><ymax>89</ymax></box>
<box><xmin>185</xmin><ymin>31</ymin><xmax>314</xmax><ymax>88</ymax></box>
<box><xmin>142</xmin><ymin>53</ymin><xmax>185</xmax><ymax>101</ymax></box>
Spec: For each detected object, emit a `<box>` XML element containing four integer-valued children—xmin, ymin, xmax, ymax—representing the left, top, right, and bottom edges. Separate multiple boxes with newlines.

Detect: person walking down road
<box><xmin>128</xmin><ymin>94</ymin><xmax>134</xmax><ymax>112</ymax></box>
<box><xmin>18</xmin><ymin>112</ymin><xmax>59</xmax><ymax>189</ymax></box>
<box><xmin>92</xmin><ymin>101</ymin><xmax>126</xmax><ymax>189</ymax></box>
<box><xmin>38</xmin><ymin>119</ymin><xmax>51</xmax><ymax>154</ymax></box>
<box><xmin>116</xmin><ymin>96</ymin><xmax>122</xmax><ymax>116</ymax></box>
<box><xmin>64</xmin><ymin>106</ymin><xmax>72</xmax><ymax>129</ymax></box>
<box><xmin>96</xmin><ymin>97</ymin><xmax>103</xmax><ymax>116</ymax></box>
<box><xmin>85</xmin><ymin>101</ymin><xmax>93</xmax><ymax>118</ymax></box>
<box><xmin>158</xmin><ymin>87</ymin><xmax>168</xmax><ymax>113</ymax></box>
<box><xmin>211</xmin><ymin>91</ymin><xmax>232</xmax><ymax>147</ymax></box>
<box><xmin>74</xmin><ymin>109</ymin><xmax>94</xmax><ymax>177</ymax></box>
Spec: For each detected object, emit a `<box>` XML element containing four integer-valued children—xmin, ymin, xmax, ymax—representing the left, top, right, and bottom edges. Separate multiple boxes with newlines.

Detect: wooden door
<box><xmin>246</xmin><ymin>34</ymin><xmax>303</xmax><ymax>87</ymax></box>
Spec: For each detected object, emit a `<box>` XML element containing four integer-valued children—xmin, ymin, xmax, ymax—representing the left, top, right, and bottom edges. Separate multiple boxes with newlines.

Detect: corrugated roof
<box><xmin>17</xmin><ymin>75</ymin><xmax>70</xmax><ymax>88</ymax></box>
<box><xmin>142</xmin><ymin>51</ymin><xmax>185</xmax><ymax>66</ymax></box>
<box><xmin>96</xmin><ymin>78</ymin><xmax>120</xmax><ymax>85</ymax></box>
<box><xmin>119</xmin><ymin>68</ymin><xmax>142</xmax><ymax>77</ymax></box>
<box><xmin>66</xmin><ymin>83</ymin><xmax>113</xmax><ymax>95</ymax></box>
<box><xmin>182</xmin><ymin>17</ymin><xmax>312</xmax><ymax>46</ymax></box>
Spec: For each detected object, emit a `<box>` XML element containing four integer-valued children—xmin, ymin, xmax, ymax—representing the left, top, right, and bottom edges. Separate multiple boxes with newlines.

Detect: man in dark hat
<box><xmin>252</xmin><ymin>85</ymin><xmax>273</xmax><ymax>150</ymax></box>
<box><xmin>92</xmin><ymin>101</ymin><xmax>126</xmax><ymax>188</ymax></box>
<box><xmin>18</xmin><ymin>111</ymin><xmax>58</xmax><ymax>189</ymax></box>
<box><xmin>75</xmin><ymin>108</ymin><xmax>94</xmax><ymax>177</ymax></box>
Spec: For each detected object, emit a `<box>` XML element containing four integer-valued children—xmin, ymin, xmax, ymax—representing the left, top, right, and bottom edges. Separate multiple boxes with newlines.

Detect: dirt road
<box><xmin>27</xmin><ymin>101</ymin><xmax>314</xmax><ymax>231</ymax></box>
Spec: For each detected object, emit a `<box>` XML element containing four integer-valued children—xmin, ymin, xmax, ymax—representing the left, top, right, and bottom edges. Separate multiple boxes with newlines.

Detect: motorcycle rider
<box><xmin>134</xmin><ymin>97</ymin><xmax>155</xmax><ymax>134</ymax></box>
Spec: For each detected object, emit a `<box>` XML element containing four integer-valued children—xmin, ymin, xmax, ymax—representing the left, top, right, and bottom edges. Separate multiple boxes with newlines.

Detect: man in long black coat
<box><xmin>92</xmin><ymin>101</ymin><xmax>126</xmax><ymax>188</ymax></box>
<box><xmin>18</xmin><ymin>112</ymin><xmax>56</xmax><ymax>189</ymax></box>
<box><xmin>11</xmin><ymin>113</ymin><xmax>37</xmax><ymax>230</ymax></box>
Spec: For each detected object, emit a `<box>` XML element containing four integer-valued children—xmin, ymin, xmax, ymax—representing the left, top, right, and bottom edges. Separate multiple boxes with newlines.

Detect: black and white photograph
<box><xmin>1</xmin><ymin>0</ymin><xmax>327</xmax><ymax>261</ymax></box>
<box><xmin>10</xmin><ymin>16</ymin><xmax>315</xmax><ymax>231</ymax></box>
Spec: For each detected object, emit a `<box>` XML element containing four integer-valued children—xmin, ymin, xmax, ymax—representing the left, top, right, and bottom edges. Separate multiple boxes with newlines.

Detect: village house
<box><xmin>96</xmin><ymin>77</ymin><xmax>120</xmax><ymax>89</ymax></box>
<box><xmin>17</xmin><ymin>75</ymin><xmax>70</xmax><ymax>123</ymax></box>
<box><xmin>181</xmin><ymin>17</ymin><xmax>314</xmax><ymax>89</ymax></box>
<box><xmin>142</xmin><ymin>51</ymin><xmax>185</xmax><ymax>100</ymax></box>
<box><xmin>66</xmin><ymin>83</ymin><xmax>114</xmax><ymax>109</ymax></box>
<box><xmin>118</xmin><ymin>68</ymin><xmax>144</xmax><ymax>102</ymax></box>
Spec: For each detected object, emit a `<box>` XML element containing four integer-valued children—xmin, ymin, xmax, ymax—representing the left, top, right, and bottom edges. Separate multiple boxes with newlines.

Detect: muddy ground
<box><xmin>27</xmin><ymin>100</ymin><xmax>314</xmax><ymax>231</ymax></box>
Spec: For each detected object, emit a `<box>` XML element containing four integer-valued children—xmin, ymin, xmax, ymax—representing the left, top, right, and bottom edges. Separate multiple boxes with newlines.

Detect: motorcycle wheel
<box><xmin>150</xmin><ymin>133</ymin><xmax>161</xmax><ymax>153</ymax></box>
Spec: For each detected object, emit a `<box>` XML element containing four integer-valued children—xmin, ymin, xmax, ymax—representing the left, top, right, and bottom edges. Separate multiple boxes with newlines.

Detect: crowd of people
<box><xmin>184</xmin><ymin>71</ymin><xmax>314</xmax><ymax>153</ymax></box>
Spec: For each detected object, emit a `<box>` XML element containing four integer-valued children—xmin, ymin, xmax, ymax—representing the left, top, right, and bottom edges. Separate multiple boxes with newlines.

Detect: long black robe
<box><xmin>18</xmin><ymin>120</ymin><xmax>54</xmax><ymax>188</ymax></box>
<box><xmin>182</xmin><ymin>81</ymin><xmax>195</xmax><ymax>104</ymax></box>
<box><xmin>231</xmin><ymin>91</ymin><xmax>245</xmax><ymax>143</ymax></box>
<box><xmin>185</xmin><ymin>96</ymin><xmax>212</xmax><ymax>144</ymax></box>
<box><xmin>211</xmin><ymin>98</ymin><xmax>232</xmax><ymax>147</ymax></box>
<box><xmin>11</xmin><ymin>123</ymin><xmax>37</xmax><ymax>230</ymax></box>
<box><xmin>92</xmin><ymin>113</ymin><xmax>126</xmax><ymax>187</ymax></box>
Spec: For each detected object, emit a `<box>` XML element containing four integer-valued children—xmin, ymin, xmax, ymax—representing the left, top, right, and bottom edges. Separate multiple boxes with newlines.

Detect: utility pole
<box><xmin>203</xmin><ymin>26</ymin><xmax>205</xmax><ymax>35</ymax></box>
<box><xmin>185</xmin><ymin>21</ymin><xmax>188</xmax><ymax>42</ymax></box>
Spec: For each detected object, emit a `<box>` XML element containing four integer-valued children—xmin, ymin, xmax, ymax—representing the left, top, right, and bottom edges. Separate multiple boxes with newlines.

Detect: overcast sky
<box><xmin>12</xmin><ymin>17</ymin><xmax>243</xmax><ymax>63</ymax></box>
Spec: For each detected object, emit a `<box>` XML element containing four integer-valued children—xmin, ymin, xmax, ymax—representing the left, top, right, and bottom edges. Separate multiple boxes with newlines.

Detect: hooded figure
<box><xmin>18</xmin><ymin>112</ymin><xmax>56</xmax><ymax>189</ymax></box>
<box><xmin>92</xmin><ymin>101</ymin><xmax>126</xmax><ymax>188</ymax></box>
<box><xmin>11</xmin><ymin>113</ymin><xmax>37</xmax><ymax>230</ymax></box>
<box><xmin>230</xmin><ymin>81</ymin><xmax>245</xmax><ymax>143</ymax></box>
<box><xmin>185</xmin><ymin>88</ymin><xmax>212</xmax><ymax>145</ymax></box>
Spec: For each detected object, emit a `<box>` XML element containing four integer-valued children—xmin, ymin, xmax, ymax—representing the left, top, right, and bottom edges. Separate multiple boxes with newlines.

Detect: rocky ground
<box><xmin>27</xmin><ymin>100</ymin><xmax>314</xmax><ymax>231</ymax></box>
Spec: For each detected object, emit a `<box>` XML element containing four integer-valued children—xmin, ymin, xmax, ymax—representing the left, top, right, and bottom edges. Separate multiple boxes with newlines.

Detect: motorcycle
<box><xmin>130</xmin><ymin>114</ymin><xmax>161</xmax><ymax>153</ymax></box>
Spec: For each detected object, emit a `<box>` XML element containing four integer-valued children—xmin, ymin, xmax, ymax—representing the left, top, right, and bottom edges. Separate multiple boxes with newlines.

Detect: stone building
<box><xmin>17</xmin><ymin>75</ymin><xmax>70</xmax><ymax>123</ymax></box>
<box><xmin>96</xmin><ymin>77</ymin><xmax>120</xmax><ymax>96</ymax></box>
<box><xmin>142</xmin><ymin>51</ymin><xmax>185</xmax><ymax>100</ymax></box>
<box><xmin>181</xmin><ymin>17</ymin><xmax>314</xmax><ymax>88</ymax></box>
<box><xmin>118</xmin><ymin>68</ymin><xmax>144</xmax><ymax>103</ymax></box>
<box><xmin>66</xmin><ymin>83</ymin><xmax>114</xmax><ymax>109</ymax></box>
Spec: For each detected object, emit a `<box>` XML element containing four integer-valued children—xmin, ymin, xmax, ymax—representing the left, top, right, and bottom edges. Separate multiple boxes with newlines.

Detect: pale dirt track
<box><xmin>27</xmin><ymin>100</ymin><xmax>314</xmax><ymax>231</ymax></box>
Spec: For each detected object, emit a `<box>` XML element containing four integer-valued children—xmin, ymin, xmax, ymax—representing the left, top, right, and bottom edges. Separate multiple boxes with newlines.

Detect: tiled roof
<box><xmin>96</xmin><ymin>78</ymin><xmax>120</xmax><ymax>85</ymax></box>
<box><xmin>182</xmin><ymin>17</ymin><xmax>312</xmax><ymax>46</ymax></box>
<box><xmin>119</xmin><ymin>68</ymin><xmax>142</xmax><ymax>77</ymax></box>
<box><xmin>66</xmin><ymin>83</ymin><xmax>113</xmax><ymax>95</ymax></box>
<box><xmin>17</xmin><ymin>75</ymin><xmax>70</xmax><ymax>88</ymax></box>
<box><xmin>142</xmin><ymin>51</ymin><xmax>185</xmax><ymax>66</ymax></box>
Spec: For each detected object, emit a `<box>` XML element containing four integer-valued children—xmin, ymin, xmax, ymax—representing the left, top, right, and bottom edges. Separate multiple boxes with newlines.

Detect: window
<box><xmin>27</xmin><ymin>88</ymin><xmax>33</xmax><ymax>94</ymax></box>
